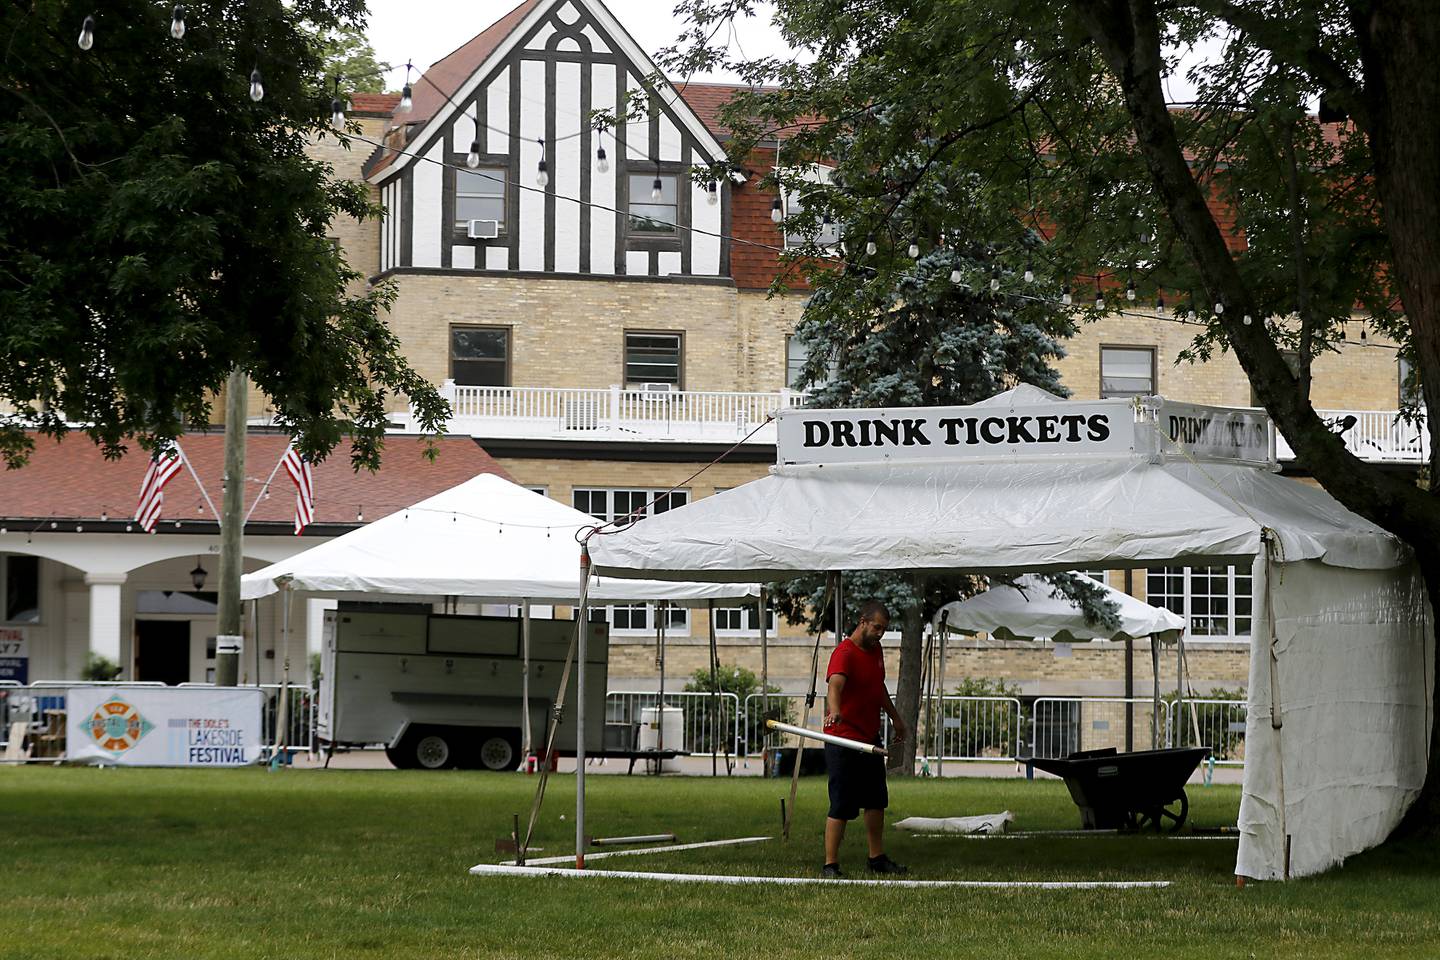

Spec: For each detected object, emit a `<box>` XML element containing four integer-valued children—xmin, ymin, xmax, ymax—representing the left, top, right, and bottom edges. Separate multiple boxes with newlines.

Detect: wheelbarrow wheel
<box><xmin>1138</xmin><ymin>790</ymin><xmax>1189</xmax><ymax>832</ymax></box>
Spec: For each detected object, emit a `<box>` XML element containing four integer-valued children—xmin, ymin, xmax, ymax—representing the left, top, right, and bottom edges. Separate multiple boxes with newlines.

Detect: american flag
<box><xmin>134</xmin><ymin>449</ymin><xmax>183</xmax><ymax>532</ymax></box>
<box><xmin>281</xmin><ymin>444</ymin><xmax>315</xmax><ymax>535</ymax></box>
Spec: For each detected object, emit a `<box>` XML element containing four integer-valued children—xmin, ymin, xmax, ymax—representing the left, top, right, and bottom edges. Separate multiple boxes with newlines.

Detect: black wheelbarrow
<box><xmin>1025</xmin><ymin>746</ymin><xmax>1211</xmax><ymax>831</ymax></box>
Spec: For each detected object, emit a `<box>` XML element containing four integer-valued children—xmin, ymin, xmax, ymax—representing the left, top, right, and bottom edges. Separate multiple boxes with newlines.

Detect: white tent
<box><xmin>589</xmin><ymin>393</ymin><xmax>1433</xmax><ymax>880</ymax></box>
<box><xmin>240</xmin><ymin>473</ymin><xmax>757</xmax><ymax>606</ymax></box>
<box><xmin>932</xmin><ymin>574</ymin><xmax>1185</xmax><ymax>643</ymax></box>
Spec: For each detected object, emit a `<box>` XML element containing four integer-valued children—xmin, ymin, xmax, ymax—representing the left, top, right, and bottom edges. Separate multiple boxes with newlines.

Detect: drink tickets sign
<box><xmin>776</xmin><ymin>400</ymin><xmax>1140</xmax><ymax>466</ymax></box>
<box><xmin>776</xmin><ymin>398</ymin><xmax>1274</xmax><ymax>468</ymax></box>
<box><xmin>66</xmin><ymin>685</ymin><xmax>264</xmax><ymax>766</ymax></box>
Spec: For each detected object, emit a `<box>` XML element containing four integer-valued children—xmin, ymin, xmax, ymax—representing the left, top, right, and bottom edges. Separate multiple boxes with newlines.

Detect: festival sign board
<box><xmin>65</xmin><ymin>685</ymin><xmax>263</xmax><ymax>766</ymax></box>
<box><xmin>1154</xmin><ymin>400</ymin><xmax>1275</xmax><ymax>467</ymax></box>
<box><xmin>0</xmin><ymin>627</ymin><xmax>27</xmax><ymax>683</ymax></box>
<box><xmin>775</xmin><ymin>400</ymin><xmax>1140</xmax><ymax>466</ymax></box>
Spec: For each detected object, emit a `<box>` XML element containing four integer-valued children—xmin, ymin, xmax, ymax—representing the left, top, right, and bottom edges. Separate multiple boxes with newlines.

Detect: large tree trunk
<box><xmin>1073</xmin><ymin>0</ymin><xmax>1440</xmax><ymax>830</ymax></box>
<box><xmin>889</xmin><ymin>572</ymin><xmax>927</xmax><ymax>776</ymax></box>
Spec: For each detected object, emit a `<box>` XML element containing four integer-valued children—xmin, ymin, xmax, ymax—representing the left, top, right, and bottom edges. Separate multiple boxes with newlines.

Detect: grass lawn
<box><xmin>5</xmin><ymin>766</ymin><xmax>1440</xmax><ymax>959</ymax></box>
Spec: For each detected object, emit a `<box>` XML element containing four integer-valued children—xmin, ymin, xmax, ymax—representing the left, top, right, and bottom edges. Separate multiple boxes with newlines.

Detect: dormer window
<box><xmin>628</xmin><ymin>175</ymin><xmax>677</xmax><ymax>233</ymax></box>
<box><xmin>455</xmin><ymin>168</ymin><xmax>507</xmax><ymax>232</ymax></box>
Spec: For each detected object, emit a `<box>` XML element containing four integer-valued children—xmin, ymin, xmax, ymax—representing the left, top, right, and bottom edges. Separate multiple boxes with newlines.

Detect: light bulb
<box><xmin>1187</xmin><ymin>308</ymin><xmax>1197</xmax><ymax>322</ymax></box>
<box><xmin>1094</xmin><ymin>293</ymin><xmax>1104</xmax><ymax>310</ymax></box>
<box><xmin>249</xmin><ymin>68</ymin><xmax>264</xmax><ymax>102</ymax></box>
<box><xmin>707</xmin><ymin>181</ymin><xmax>719</xmax><ymax>206</ymax></box>
<box><xmin>866</xmin><ymin>240</ymin><xmax>877</xmax><ymax>256</ymax></box>
<box><xmin>989</xmin><ymin>272</ymin><xmax>1000</xmax><ymax>292</ymax></box>
<box><xmin>100</xmin><ymin>511</ymin><xmax>108</xmax><ymax>521</ymax></box>
<box><xmin>78</xmin><ymin>15</ymin><xmax>94</xmax><ymax>50</ymax></box>
<box><xmin>466</xmin><ymin>141</ymin><xmax>481</xmax><ymax>169</ymax></box>
<box><xmin>770</xmin><ymin>199</ymin><xmax>782</xmax><ymax>223</ymax></box>
<box><xmin>1024</xmin><ymin>264</ymin><xmax>1034</xmax><ymax>283</ymax></box>
<box><xmin>1061</xmin><ymin>285</ymin><xmax>1072</xmax><ymax>306</ymax></box>
<box><xmin>397</xmin><ymin>84</ymin><xmax>412</xmax><ymax>113</ymax></box>
<box><xmin>1243</xmin><ymin>314</ymin><xmax>1253</xmax><ymax>326</ymax></box>
<box><xmin>651</xmin><ymin>177</ymin><xmax>663</xmax><ymax>201</ymax></box>
<box><xmin>1126</xmin><ymin>282</ymin><xmax>1136</xmax><ymax>301</ymax></box>
<box><xmin>536</xmin><ymin>160</ymin><xmax>548</xmax><ymax>187</ymax></box>
<box><xmin>170</xmin><ymin>5</ymin><xmax>186</xmax><ymax>39</ymax></box>
<box><xmin>1156</xmin><ymin>297</ymin><xmax>1166</xmax><ymax>317</ymax></box>
<box><xmin>596</xmin><ymin>145</ymin><xmax>608</xmax><ymax>173</ymax></box>
<box><xmin>950</xmin><ymin>268</ymin><xmax>962</xmax><ymax>284</ymax></box>
<box><xmin>908</xmin><ymin>242</ymin><xmax>919</xmax><ymax>258</ymax></box>
<box><xmin>331</xmin><ymin>99</ymin><xmax>345</xmax><ymax>130</ymax></box>
<box><xmin>1214</xmin><ymin>301</ymin><xmax>1224</xmax><ymax>314</ymax></box>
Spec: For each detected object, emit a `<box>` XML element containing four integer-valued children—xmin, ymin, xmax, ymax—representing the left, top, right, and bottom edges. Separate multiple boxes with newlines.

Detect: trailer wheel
<box><xmin>476</xmin><ymin>732</ymin><xmax>519</xmax><ymax>771</ymax></box>
<box><xmin>384</xmin><ymin>742</ymin><xmax>416</xmax><ymax>770</ymax></box>
<box><xmin>413</xmin><ymin>731</ymin><xmax>455</xmax><ymax>770</ymax></box>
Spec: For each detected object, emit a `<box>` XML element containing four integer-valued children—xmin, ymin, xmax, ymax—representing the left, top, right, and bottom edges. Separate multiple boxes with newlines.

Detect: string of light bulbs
<box><xmin>70</xmin><ymin>9</ymin><xmax>1398</xmax><ymax>353</ymax></box>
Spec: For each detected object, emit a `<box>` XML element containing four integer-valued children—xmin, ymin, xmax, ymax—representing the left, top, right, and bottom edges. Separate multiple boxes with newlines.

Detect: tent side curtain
<box><xmin>1237</xmin><ymin>558</ymin><xmax>1433</xmax><ymax>879</ymax></box>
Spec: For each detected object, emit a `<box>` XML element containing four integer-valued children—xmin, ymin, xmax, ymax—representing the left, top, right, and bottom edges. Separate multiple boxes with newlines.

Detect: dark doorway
<box><xmin>135</xmin><ymin>620</ymin><xmax>191</xmax><ymax>685</ymax></box>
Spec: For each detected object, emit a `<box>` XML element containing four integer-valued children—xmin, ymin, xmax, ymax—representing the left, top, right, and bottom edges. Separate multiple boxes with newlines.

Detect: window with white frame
<box><xmin>712</xmin><ymin>601</ymin><xmax>778</xmax><ymax>636</ymax></box>
<box><xmin>454</xmin><ymin>167</ymin><xmax>507</xmax><ymax>230</ymax></box>
<box><xmin>1</xmin><ymin>554</ymin><xmax>39</xmax><ymax>623</ymax></box>
<box><xmin>1399</xmin><ymin>356</ymin><xmax>1420</xmax><ymax>407</ymax></box>
<box><xmin>573</xmin><ymin>488</ymin><xmax>690</xmax><ymax>633</ymax></box>
<box><xmin>1146</xmin><ymin>565</ymin><xmax>1252</xmax><ymax>639</ymax></box>
<box><xmin>785</xmin><ymin>333</ymin><xmax>835</xmax><ymax>390</ymax></box>
<box><xmin>1100</xmin><ymin>346</ymin><xmax>1156</xmax><ymax>398</ymax></box>
<box><xmin>781</xmin><ymin>165</ymin><xmax>841</xmax><ymax>249</ymax></box>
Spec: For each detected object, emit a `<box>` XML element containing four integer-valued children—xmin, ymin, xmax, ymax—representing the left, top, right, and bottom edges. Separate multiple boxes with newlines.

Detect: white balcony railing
<box><xmin>411</xmin><ymin>382</ymin><xmax>808</xmax><ymax>444</ymax></box>
<box><xmin>1276</xmin><ymin>409</ymin><xmax>1430</xmax><ymax>464</ymax></box>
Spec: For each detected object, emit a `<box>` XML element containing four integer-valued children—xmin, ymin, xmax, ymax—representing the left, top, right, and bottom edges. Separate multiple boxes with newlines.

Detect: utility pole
<box><xmin>214</xmin><ymin>367</ymin><xmax>247</xmax><ymax>686</ymax></box>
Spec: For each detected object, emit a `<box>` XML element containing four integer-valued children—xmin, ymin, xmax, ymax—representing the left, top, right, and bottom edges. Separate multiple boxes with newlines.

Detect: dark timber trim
<box><xmin>372</xmin><ymin>266</ymin><xmax>735</xmax><ymax>287</ymax></box>
<box><xmin>401</xmin><ymin>166</ymin><xmax>414</xmax><ymax>267</ymax></box>
<box><xmin>478</xmin><ymin>437</ymin><xmax>776</xmax><ymax>463</ymax></box>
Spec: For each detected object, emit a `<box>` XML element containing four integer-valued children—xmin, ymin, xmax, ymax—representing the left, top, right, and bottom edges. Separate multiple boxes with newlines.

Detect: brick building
<box><xmin>1</xmin><ymin>0</ymin><xmax>1421</xmax><ymax>699</ymax></box>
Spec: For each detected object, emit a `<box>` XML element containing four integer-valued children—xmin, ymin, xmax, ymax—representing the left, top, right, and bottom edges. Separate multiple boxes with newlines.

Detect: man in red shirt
<box><xmin>821</xmin><ymin>599</ymin><xmax>908</xmax><ymax>877</ymax></box>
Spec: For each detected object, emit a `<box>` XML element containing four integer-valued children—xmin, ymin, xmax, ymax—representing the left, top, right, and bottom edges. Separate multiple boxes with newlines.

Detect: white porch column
<box><xmin>84</xmin><ymin>573</ymin><xmax>126</xmax><ymax>665</ymax></box>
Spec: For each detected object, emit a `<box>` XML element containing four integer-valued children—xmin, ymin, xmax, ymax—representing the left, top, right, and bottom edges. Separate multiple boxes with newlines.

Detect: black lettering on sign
<box><xmin>1061</xmin><ymin>415</ymin><xmax>1086</xmax><ymax>442</ymax></box>
<box><xmin>832</xmin><ymin>421</ymin><xmax>858</xmax><ymax>447</ymax></box>
<box><xmin>873</xmin><ymin>419</ymin><xmax>901</xmax><ymax>446</ymax></box>
<box><xmin>901</xmin><ymin>419</ymin><xmax>931</xmax><ymax>445</ymax></box>
<box><xmin>979</xmin><ymin>418</ymin><xmax>1005</xmax><ymax>444</ymax></box>
<box><xmin>804</xmin><ymin>421</ymin><xmax>830</xmax><ymax>447</ymax></box>
<box><xmin>1087</xmin><ymin>414</ymin><xmax>1111</xmax><ymax>441</ymax></box>
<box><xmin>857</xmin><ymin>419</ymin><xmax>874</xmax><ymax>446</ymax></box>
<box><xmin>1036</xmin><ymin>416</ymin><xmax>1061</xmax><ymax>442</ymax></box>
<box><xmin>938</xmin><ymin>418</ymin><xmax>965</xmax><ymax>445</ymax></box>
<box><xmin>1006</xmin><ymin>416</ymin><xmax>1036</xmax><ymax>444</ymax></box>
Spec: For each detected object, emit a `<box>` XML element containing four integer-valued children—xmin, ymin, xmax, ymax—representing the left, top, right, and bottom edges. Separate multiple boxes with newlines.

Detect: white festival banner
<box><xmin>65</xmin><ymin>685</ymin><xmax>264</xmax><ymax>767</ymax></box>
<box><xmin>776</xmin><ymin>400</ymin><xmax>1140</xmax><ymax>466</ymax></box>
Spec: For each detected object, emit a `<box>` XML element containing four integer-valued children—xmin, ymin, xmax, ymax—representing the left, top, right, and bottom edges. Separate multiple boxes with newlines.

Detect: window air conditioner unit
<box><xmin>467</xmin><ymin>219</ymin><xmax>500</xmax><ymax>239</ymax></box>
<box><xmin>640</xmin><ymin>382</ymin><xmax>676</xmax><ymax>401</ymax></box>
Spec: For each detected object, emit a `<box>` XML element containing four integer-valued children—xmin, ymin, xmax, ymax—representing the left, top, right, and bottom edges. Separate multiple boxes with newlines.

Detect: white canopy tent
<box><xmin>932</xmin><ymin>574</ymin><xmax>1185</xmax><ymax>643</ymax></box>
<box><xmin>589</xmin><ymin>391</ymin><xmax>1433</xmax><ymax>880</ymax></box>
<box><xmin>241</xmin><ymin>473</ymin><xmax>759</xmax><ymax>791</ymax></box>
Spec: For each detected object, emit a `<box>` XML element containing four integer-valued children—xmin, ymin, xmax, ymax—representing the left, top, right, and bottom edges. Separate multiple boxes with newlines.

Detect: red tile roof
<box><xmin>677</xmin><ymin>83</ymin><xmax>797</xmax><ymax>143</ymax></box>
<box><xmin>350</xmin><ymin>92</ymin><xmax>401</xmax><ymax>116</ymax></box>
<box><xmin>370</xmin><ymin>0</ymin><xmax>542</xmax><ymax>177</ymax></box>
<box><xmin>0</xmin><ymin>432</ymin><xmax>510</xmax><ymax>532</ymax></box>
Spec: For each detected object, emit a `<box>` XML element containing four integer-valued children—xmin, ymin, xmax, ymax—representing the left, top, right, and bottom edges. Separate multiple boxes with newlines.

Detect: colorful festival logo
<box><xmin>87</xmin><ymin>697</ymin><xmax>155</xmax><ymax>755</ymax></box>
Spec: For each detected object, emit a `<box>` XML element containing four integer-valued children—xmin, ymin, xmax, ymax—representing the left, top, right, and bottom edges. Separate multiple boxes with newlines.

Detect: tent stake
<box><xmin>576</xmin><ymin>544</ymin><xmax>592</xmax><ymax>870</ymax></box>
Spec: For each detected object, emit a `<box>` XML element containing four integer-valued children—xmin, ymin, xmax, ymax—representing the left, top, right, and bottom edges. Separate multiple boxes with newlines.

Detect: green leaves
<box><xmin>0</xmin><ymin>0</ymin><xmax>443</xmax><ymax>470</ymax></box>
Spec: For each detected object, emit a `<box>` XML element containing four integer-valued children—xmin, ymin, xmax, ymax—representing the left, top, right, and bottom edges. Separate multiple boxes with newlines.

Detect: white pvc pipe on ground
<box><xmin>766</xmin><ymin>719</ymin><xmax>885</xmax><ymax>755</ymax></box>
<box><xmin>502</xmin><ymin>836</ymin><xmax>770</xmax><ymax>867</ymax></box>
<box><xmin>469</xmin><ymin>863</ymin><xmax>1171</xmax><ymax>889</ymax></box>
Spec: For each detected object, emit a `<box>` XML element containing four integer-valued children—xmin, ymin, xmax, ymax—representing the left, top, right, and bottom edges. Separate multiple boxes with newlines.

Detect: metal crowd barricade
<box><xmin>604</xmin><ymin>690</ymin><xmax>741</xmax><ymax>757</ymax></box>
<box><xmin>741</xmin><ymin>693</ymin><xmax>810</xmax><ymax>755</ymax></box>
<box><xmin>1171</xmin><ymin>697</ymin><xmax>1248</xmax><ymax>765</ymax></box>
<box><xmin>918</xmin><ymin>695</ymin><xmax>1025</xmax><ymax>761</ymax></box>
<box><xmin>1030</xmin><ymin>696</ymin><xmax>1172</xmax><ymax>759</ymax></box>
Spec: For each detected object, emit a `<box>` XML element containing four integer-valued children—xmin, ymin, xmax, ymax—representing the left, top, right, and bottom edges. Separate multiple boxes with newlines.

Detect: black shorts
<box><xmin>825</xmin><ymin>741</ymin><xmax>888</xmax><ymax>821</ymax></box>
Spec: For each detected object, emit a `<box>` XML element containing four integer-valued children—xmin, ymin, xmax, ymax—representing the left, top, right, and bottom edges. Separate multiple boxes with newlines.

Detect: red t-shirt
<box><xmin>824</xmin><ymin>637</ymin><xmax>886</xmax><ymax>743</ymax></box>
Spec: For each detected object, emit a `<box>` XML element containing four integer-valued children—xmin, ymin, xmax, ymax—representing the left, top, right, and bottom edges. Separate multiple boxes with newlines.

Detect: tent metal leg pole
<box><xmin>1150</xmin><ymin>634</ymin><xmax>1161</xmax><ymax>750</ymax></box>
<box><xmin>759</xmin><ymin>587</ymin><xmax>769</xmax><ymax>772</ymax></box>
<box><xmin>657</xmin><ymin>603</ymin><xmax>666</xmax><ymax>762</ymax></box>
<box><xmin>1176</xmin><ymin>633</ymin><xmax>1184</xmax><ymax>747</ymax></box>
<box><xmin>709</xmin><ymin>598</ymin><xmax>719</xmax><ymax>777</ymax></box>
<box><xmin>935</xmin><ymin>626</ymin><xmax>948</xmax><ymax>777</ymax></box>
<box><xmin>576</xmin><ymin>545</ymin><xmax>592</xmax><ymax>870</ymax></box>
<box><xmin>785</xmin><ymin>574</ymin><xmax>835</xmax><ymax>842</ymax></box>
<box><xmin>521</xmin><ymin>601</ymin><xmax>532</xmax><ymax>764</ymax></box>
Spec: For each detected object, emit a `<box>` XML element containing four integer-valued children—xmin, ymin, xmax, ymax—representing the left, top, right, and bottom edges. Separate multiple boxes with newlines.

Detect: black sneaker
<box><xmin>867</xmin><ymin>854</ymin><xmax>908</xmax><ymax>875</ymax></box>
<box><xmin>821</xmin><ymin>862</ymin><xmax>843</xmax><ymax>879</ymax></box>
